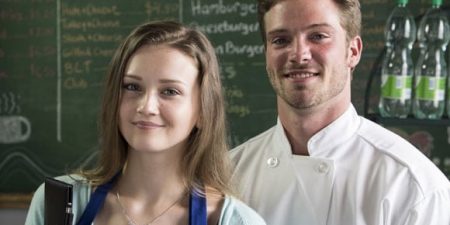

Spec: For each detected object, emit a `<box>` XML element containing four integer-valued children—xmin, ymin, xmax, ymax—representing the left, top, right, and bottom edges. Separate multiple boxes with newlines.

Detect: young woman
<box><xmin>25</xmin><ymin>21</ymin><xmax>266</xmax><ymax>225</ymax></box>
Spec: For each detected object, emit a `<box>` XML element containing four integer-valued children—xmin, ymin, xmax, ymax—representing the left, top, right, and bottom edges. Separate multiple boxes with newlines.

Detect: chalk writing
<box><xmin>30</xmin><ymin>63</ymin><xmax>56</xmax><ymax>78</ymax></box>
<box><xmin>62</xmin><ymin>33</ymin><xmax>123</xmax><ymax>43</ymax></box>
<box><xmin>0</xmin><ymin>115</ymin><xmax>31</xmax><ymax>144</ymax></box>
<box><xmin>145</xmin><ymin>2</ymin><xmax>179</xmax><ymax>16</ymax></box>
<box><xmin>64</xmin><ymin>77</ymin><xmax>88</xmax><ymax>90</ymax></box>
<box><xmin>191</xmin><ymin>21</ymin><xmax>258</xmax><ymax>35</ymax></box>
<box><xmin>29</xmin><ymin>45</ymin><xmax>56</xmax><ymax>58</ymax></box>
<box><xmin>221</xmin><ymin>65</ymin><xmax>237</xmax><ymax>79</ymax></box>
<box><xmin>62</xmin><ymin>19</ymin><xmax>120</xmax><ymax>31</ymax></box>
<box><xmin>62</xmin><ymin>34</ymin><xmax>85</xmax><ymax>43</ymax></box>
<box><xmin>28</xmin><ymin>27</ymin><xmax>54</xmax><ymax>38</ymax></box>
<box><xmin>0</xmin><ymin>92</ymin><xmax>21</xmax><ymax>114</ymax></box>
<box><xmin>215</xmin><ymin>41</ymin><xmax>264</xmax><ymax>58</ymax></box>
<box><xmin>62</xmin><ymin>47</ymin><xmax>115</xmax><ymax>58</ymax></box>
<box><xmin>191</xmin><ymin>0</ymin><xmax>257</xmax><ymax>17</ymax></box>
<box><xmin>64</xmin><ymin>60</ymin><xmax>92</xmax><ymax>75</ymax></box>
<box><xmin>227</xmin><ymin>104</ymin><xmax>250</xmax><ymax>117</ymax></box>
<box><xmin>62</xmin><ymin>4</ymin><xmax>120</xmax><ymax>17</ymax></box>
<box><xmin>225</xmin><ymin>85</ymin><xmax>244</xmax><ymax>98</ymax></box>
<box><xmin>0</xmin><ymin>9</ymin><xmax>24</xmax><ymax>22</ymax></box>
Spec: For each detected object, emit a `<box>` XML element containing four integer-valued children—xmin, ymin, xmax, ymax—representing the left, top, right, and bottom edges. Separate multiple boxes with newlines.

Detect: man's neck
<box><xmin>278</xmin><ymin>99</ymin><xmax>350</xmax><ymax>155</ymax></box>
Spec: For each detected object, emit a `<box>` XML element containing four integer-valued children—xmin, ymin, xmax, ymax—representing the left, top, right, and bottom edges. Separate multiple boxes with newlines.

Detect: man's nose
<box><xmin>289</xmin><ymin>38</ymin><xmax>312</xmax><ymax>63</ymax></box>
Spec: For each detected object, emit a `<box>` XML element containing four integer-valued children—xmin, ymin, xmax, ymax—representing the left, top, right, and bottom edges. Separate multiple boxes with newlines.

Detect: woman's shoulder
<box><xmin>53</xmin><ymin>174</ymin><xmax>89</xmax><ymax>187</ymax></box>
<box><xmin>220</xmin><ymin>195</ymin><xmax>266</xmax><ymax>225</ymax></box>
<box><xmin>49</xmin><ymin>174</ymin><xmax>92</xmax><ymax>197</ymax></box>
<box><xmin>42</xmin><ymin>174</ymin><xmax>90</xmax><ymax>198</ymax></box>
<box><xmin>29</xmin><ymin>174</ymin><xmax>89</xmax><ymax>200</ymax></box>
<box><xmin>24</xmin><ymin>174</ymin><xmax>91</xmax><ymax>225</ymax></box>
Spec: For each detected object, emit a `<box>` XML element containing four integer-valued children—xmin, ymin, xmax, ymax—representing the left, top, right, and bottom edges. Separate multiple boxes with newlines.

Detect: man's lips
<box><xmin>283</xmin><ymin>71</ymin><xmax>319</xmax><ymax>79</ymax></box>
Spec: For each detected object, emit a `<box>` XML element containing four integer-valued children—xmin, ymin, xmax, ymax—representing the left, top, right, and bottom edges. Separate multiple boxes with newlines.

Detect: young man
<box><xmin>230</xmin><ymin>0</ymin><xmax>450</xmax><ymax>224</ymax></box>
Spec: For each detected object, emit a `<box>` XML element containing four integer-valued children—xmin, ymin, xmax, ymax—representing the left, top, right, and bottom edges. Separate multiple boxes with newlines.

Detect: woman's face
<box><xmin>119</xmin><ymin>45</ymin><xmax>200</xmax><ymax>154</ymax></box>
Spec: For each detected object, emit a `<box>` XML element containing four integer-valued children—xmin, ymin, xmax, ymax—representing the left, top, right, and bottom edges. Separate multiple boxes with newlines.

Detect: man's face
<box><xmin>264</xmin><ymin>0</ymin><xmax>361</xmax><ymax>112</ymax></box>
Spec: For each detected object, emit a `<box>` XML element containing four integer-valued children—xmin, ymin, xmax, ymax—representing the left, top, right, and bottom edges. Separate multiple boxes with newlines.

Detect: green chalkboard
<box><xmin>0</xmin><ymin>0</ymin><xmax>275</xmax><ymax>207</ymax></box>
<box><xmin>1</xmin><ymin>0</ymin><xmax>449</xmax><ymax>208</ymax></box>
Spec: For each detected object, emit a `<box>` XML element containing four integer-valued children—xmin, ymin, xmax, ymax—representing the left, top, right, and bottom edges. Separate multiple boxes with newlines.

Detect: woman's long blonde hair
<box><xmin>81</xmin><ymin>21</ymin><xmax>232</xmax><ymax>195</ymax></box>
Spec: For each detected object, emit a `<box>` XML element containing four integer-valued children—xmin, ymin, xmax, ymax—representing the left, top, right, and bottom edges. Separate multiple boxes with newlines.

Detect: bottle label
<box><xmin>415</xmin><ymin>76</ymin><xmax>446</xmax><ymax>101</ymax></box>
<box><xmin>380</xmin><ymin>75</ymin><xmax>412</xmax><ymax>100</ymax></box>
<box><xmin>447</xmin><ymin>78</ymin><xmax>450</xmax><ymax>101</ymax></box>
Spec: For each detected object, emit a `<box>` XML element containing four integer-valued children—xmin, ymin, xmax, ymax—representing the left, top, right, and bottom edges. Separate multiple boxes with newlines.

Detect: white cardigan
<box><xmin>25</xmin><ymin>175</ymin><xmax>266</xmax><ymax>225</ymax></box>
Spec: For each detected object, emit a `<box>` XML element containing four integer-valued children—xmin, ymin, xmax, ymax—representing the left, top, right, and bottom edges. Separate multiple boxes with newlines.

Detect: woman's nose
<box><xmin>136</xmin><ymin>93</ymin><xmax>159</xmax><ymax>115</ymax></box>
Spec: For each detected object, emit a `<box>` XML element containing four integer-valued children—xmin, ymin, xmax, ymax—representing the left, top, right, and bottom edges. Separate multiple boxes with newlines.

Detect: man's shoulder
<box><xmin>357</xmin><ymin>117</ymin><xmax>450</xmax><ymax>188</ymax></box>
<box><xmin>357</xmin><ymin>117</ymin><xmax>415</xmax><ymax>149</ymax></box>
<box><xmin>356</xmin><ymin>117</ymin><xmax>430</xmax><ymax>164</ymax></box>
<box><xmin>229</xmin><ymin>125</ymin><xmax>277</xmax><ymax>158</ymax></box>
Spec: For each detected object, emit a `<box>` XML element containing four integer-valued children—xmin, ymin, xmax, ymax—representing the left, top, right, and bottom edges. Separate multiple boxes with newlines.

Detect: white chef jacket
<box><xmin>230</xmin><ymin>105</ymin><xmax>450</xmax><ymax>225</ymax></box>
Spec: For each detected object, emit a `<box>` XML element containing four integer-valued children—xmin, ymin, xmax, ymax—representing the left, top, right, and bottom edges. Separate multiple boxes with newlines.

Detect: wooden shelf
<box><xmin>366</xmin><ymin>113</ymin><xmax>450</xmax><ymax>126</ymax></box>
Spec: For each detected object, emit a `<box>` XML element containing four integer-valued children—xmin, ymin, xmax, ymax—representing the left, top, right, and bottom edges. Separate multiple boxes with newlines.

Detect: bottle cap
<box><xmin>432</xmin><ymin>0</ymin><xmax>443</xmax><ymax>6</ymax></box>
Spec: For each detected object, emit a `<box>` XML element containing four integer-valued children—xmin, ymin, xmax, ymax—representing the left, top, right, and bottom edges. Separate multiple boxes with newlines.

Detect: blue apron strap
<box><xmin>76</xmin><ymin>172</ymin><xmax>207</xmax><ymax>225</ymax></box>
<box><xmin>76</xmin><ymin>173</ymin><xmax>119</xmax><ymax>225</ymax></box>
<box><xmin>189</xmin><ymin>189</ymin><xmax>207</xmax><ymax>225</ymax></box>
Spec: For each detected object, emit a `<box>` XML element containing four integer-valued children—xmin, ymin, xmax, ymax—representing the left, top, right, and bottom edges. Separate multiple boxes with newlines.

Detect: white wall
<box><xmin>0</xmin><ymin>208</ymin><xmax>28</xmax><ymax>225</ymax></box>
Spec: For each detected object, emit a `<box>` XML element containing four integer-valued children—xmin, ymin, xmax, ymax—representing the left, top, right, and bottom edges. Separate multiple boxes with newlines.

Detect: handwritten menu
<box><xmin>0</xmin><ymin>0</ymin><xmax>274</xmax><ymax>200</ymax></box>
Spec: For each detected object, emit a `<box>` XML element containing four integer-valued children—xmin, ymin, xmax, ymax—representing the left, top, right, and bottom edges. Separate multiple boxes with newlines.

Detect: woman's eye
<box><xmin>161</xmin><ymin>88</ymin><xmax>180</xmax><ymax>96</ymax></box>
<box><xmin>123</xmin><ymin>83</ymin><xmax>140</xmax><ymax>91</ymax></box>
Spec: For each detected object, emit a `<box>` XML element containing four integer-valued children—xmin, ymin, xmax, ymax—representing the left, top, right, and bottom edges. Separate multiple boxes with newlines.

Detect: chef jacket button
<box><xmin>317</xmin><ymin>162</ymin><xmax>329</xmax><ymax>174</ymax></box>
<box><xmin>267</xmin><ymin>157</ymin><xmax>279</xmax><ymax>168</ymax></box>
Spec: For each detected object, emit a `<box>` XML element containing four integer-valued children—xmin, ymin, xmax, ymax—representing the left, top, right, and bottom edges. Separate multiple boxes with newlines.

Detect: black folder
<box><xmin>45</xmin><ymin>177</ymin><xmax>73</xmax><ymax>225</ymax></box>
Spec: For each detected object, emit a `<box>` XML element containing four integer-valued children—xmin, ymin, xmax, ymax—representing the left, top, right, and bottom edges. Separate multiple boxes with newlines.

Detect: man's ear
<box><xmin>348</xmin><ymin>35</ymin><xmax>363</xmax><ymax>70</ymax></box>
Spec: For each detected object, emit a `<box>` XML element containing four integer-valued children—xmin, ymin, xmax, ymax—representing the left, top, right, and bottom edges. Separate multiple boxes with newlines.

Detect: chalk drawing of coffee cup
<box><xmin>0</xmin><ymin>115</ymin><xmax>31</xmax><ymax>144</ymax></box>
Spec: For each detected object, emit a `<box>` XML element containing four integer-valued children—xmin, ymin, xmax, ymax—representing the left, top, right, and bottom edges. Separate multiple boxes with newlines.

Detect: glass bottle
<box><xmin>413</xmin><ymin>0</ymin><xmax>450</xmax><ymax>119</ymax></box>
<box><xmin>379</xmin><ymin>0</ymin><xmax>416</xmax><ymax>118</ymax></box>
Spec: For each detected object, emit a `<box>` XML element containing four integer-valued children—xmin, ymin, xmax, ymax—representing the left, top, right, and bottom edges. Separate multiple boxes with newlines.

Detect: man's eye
<box><xmin>310</xmin><ymin>33</ymin><xmax>327</xmax><ymax>41</ymax></box>
<box><xmin>271</xmin><ymin>37</ymin><xmax>289</xmax><ymax>45</ymax></box>
<box><xmin>161</xmin><ymin>89</ymin><xmax>180</xmax><ymax>96</ymax></box>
